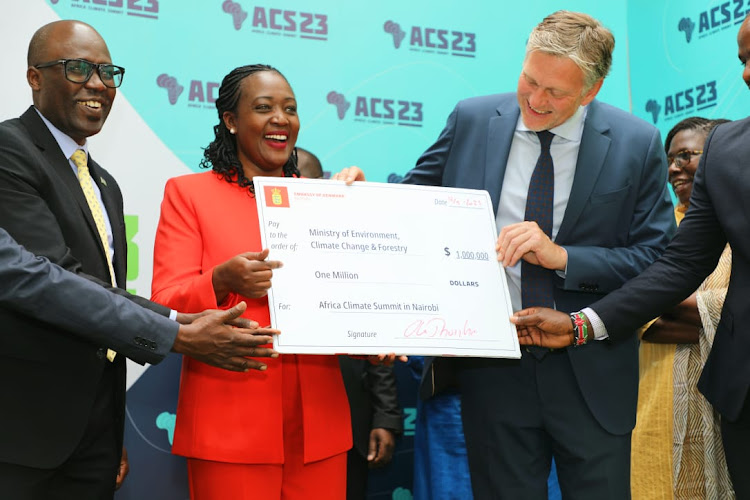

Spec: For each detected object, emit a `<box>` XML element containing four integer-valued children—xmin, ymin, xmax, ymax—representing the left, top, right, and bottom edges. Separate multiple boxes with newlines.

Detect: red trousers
<box><xmin>187</xmin><ymin>355</ymin><xmax>347</xmax><ymax>500</ymax></box>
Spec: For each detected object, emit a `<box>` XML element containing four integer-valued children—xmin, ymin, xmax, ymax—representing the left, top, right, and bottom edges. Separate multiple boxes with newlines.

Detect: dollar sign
<box><xmin>444</xmin><ymin>247</ymin><xmax>450</xmax><ymax>257</ymax></box>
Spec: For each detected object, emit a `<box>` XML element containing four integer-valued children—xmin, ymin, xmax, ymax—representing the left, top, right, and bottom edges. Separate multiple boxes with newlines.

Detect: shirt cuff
<box><xmin>169</xmin><ymin>309</ymin><xmax>178</xmax><ymax>321</ymax></box>
<box><xmin>555</xmin><ymin>246</ymin><xmax>569</xmax><ymax>279</ymax></box>
<box><xmin>582</xmin><ymin>307</ymin><xmax>608</xmax><ymax>340</ymax></box>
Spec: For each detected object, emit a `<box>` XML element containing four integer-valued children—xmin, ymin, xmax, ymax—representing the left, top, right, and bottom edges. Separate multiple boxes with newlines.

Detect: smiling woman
<box><xmin>664</xmin><ymin>117</ymin><xmax>716</xmax><ymax>208</ymax></box>
<box><xmin>150</xmin><ymin>65</ymin><xmax>351</xmax><ymax>500</ymax></box>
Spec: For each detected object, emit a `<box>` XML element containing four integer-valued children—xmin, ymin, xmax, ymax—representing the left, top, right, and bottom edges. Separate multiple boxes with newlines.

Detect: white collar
<box><xmin>516</xmin><ymin>104</ymin><xmax>588</xmax><ymax>142</ymax></box>
<box><xmin>34</xmin><ymin>107</ymin><xmax>90</xmax><ymax>160</ymax></box>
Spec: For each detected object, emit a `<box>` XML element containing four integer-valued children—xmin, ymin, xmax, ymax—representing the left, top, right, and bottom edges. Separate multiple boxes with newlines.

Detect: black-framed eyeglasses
<box><xmin>667</xmin><ymin>149</ymin><xmax>703</xmax><ymax>168</ymax></box>
<box><xmin>34</xmin><ymin>58</ymin><xmax>125</xmax><ymax>88</ymax></box>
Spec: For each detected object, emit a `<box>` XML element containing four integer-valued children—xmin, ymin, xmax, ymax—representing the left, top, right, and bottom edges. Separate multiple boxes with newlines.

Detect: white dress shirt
<box><xmin>496</xmin><ymin>105</ymin><xmax>587</xmax><ymax>313</ymax></box>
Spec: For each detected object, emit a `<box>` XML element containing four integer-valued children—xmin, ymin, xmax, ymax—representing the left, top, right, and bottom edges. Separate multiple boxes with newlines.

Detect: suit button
<box><xmin>96</xmin><ymin>348</ymin><xmax>106</xmax><ymax>359</ymax></box>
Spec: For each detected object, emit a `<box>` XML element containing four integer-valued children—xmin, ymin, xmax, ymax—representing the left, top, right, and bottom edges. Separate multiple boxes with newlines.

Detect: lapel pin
<box><xmin>100</xmin><ymin>177</ymin><xmax>108</xmax><ymax>186</ymax></box>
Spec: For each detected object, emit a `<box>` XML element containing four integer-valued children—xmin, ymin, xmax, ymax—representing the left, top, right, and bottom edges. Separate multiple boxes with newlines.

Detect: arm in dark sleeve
<box><xmin>0</xmin><ymin>227</ymin><xmax>177</xmax><ymax>364</ymax></box>
<box><xmin>366</xmin><ymin>363</ymin><xmax>402</xmax><ymax>432</ymax></box>
<box><xmin>401</xmin><ymin>105</ymin><xmax>458</xmax><ymax>187</ymax></box>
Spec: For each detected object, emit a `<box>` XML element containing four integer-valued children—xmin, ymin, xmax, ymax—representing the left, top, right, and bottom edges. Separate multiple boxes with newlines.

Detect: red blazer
<box><xmin>152</xmin><ymin>171</ymin><xmax>351</xmax><ymax>464</ymax></box>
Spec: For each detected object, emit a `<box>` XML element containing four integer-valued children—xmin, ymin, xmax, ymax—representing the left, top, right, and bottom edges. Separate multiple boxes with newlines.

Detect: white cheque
<box><xmin>253</xmin><ymin>177</ymin><xmax>520</xmax><ymax>359</ymax></box>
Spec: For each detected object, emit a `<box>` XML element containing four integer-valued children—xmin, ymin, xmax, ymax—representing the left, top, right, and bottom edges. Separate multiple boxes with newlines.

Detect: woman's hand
<box><xmin>212</xmin><ymin>249</ymin><xmax>283</xmax><ymax>303</ymax></box>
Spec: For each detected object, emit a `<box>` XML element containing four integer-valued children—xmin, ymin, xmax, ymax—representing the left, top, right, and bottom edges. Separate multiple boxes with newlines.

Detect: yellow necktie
<box><xmin>70</xmin><ymin>149</ymin><xmax>117</xmax><ymax>362</ymax></box>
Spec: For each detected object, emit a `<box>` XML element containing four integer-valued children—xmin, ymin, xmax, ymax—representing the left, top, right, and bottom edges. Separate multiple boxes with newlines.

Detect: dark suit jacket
<box><xmin>338</xmin><ymin>356</ymin><xmax>402</xmax><ymax>458</ymax></box>
<box><xmin>592</xmin><ymin>118</ymin><xmax>748</xmax><ymax>421</ymax></box>
<box><xmin>0</xmin><ymin>107</ymin><xmax>171</xmax><ymax>469</ymax></box>
<box><xmin>404</xmin><ymin>94</ymin><xmax>676</xmax><ymax>434</ymax></box>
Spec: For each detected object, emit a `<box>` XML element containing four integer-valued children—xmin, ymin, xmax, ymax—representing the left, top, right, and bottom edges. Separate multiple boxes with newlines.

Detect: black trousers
<box><xmin>722</xmin><ymin>390</ymin><xmax>750</xmax><ymax>499</ymax></box>
<box><xmin>345</xmin><ymin>447</ymin><xmax>369</xmax><ymax>500</ymax></box>
<box><xmin>459</xmin><ymin>351</ymin><xmax>631</xmax><ymax>500</ymax></box>
<box><xmin>0</xmin><ymin>363</ymin><xmax>120</xmax><ymax>500</ymax></box>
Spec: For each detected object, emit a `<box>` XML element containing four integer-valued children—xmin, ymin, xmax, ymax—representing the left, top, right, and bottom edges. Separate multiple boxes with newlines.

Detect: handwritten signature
<box><xmin>403</xmin><ymin>317</ymin><xmax>477</xmax><ymax>338</ymax></box>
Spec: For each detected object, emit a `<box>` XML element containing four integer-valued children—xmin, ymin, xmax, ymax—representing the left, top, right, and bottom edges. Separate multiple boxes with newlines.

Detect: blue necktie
<box><xmin>522</xmin><ymin>131</ymin><xmax>555</xmax><ymax>358</ymax></box>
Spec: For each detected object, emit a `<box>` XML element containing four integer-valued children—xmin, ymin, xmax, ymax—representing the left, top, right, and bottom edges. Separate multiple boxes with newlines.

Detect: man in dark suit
<box><xmin>336</xmin><ymin>10</ymin><xmax>675</xmax><ymax>499</ymax></box>
<box><xmin>0</xmin><ymin>20</ymin><xmax>277</xmax><ymax>499</ymax></box>
<box><xmin>511</xmin><ymin>15</ymin><xmax>750</xmax><ymax>498</ymax></box>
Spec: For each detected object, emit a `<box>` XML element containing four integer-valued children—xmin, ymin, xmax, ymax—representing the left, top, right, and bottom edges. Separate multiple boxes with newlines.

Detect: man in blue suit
<box><xmin>510</xmin><ymin>14</ymin><xmax>750</xmax><ymax>498</ymax></box>
<box><xmin>337</xmin><ymin>10</ymin><xmax>675</xmax><ymax>499</ymax></box>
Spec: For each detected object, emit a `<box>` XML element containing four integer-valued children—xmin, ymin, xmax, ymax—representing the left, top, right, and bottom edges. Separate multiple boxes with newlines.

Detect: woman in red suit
<box><xmin>151</xmin><ymin>64</ymin><xmax>352</xmax><ymax>500</ymax></box>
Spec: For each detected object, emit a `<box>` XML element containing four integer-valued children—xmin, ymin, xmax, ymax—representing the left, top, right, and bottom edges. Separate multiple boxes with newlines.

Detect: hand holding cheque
<box><xmin>253</xmin><ymin>177</ymin><xmax>520</xmax><ymax>358</ymax></box>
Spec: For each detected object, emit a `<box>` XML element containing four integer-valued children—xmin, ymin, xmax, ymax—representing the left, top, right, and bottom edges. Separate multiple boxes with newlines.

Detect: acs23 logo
<box><xmin>677</xmin><ymin>0</ymin><xmax>750</xmax><ymax>43</ymax></box>
<box><xmin>220</xmin><ymin>1</ymin><xmax>327</xmax><ymax>39</ymax></box>
<box><xmin>327</xmin><ymin>91</ymin><xmax>423</xmax><ymax>127</ymax></box>
<box><xmin>645</xmin><ymin>81</ymin><xmax>717</xmax><ymax>124</ymax></box>
<box><xmin>383</xmin><ymin>20</ymin><xmax>476</xmax><ymax>57</ymax></box>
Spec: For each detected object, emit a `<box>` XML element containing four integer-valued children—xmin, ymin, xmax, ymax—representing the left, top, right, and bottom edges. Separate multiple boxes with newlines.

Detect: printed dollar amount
<box><xmin>443</xmin><ymin>247</ymin><xmax>490</xmax><ymax>261</ymax></box>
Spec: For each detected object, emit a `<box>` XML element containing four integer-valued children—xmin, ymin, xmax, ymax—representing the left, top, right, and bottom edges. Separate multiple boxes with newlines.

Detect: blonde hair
<box><xmin>527</xmin><ymin>11</ymin><xmax>615</xmax><ymax>90</ymax></box>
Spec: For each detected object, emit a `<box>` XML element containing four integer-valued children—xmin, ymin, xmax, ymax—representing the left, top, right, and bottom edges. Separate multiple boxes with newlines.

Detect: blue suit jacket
<box><xmin>404</xmin><ymin>93</ymin><xmax>676</xmax><ymax>434</ymax></box>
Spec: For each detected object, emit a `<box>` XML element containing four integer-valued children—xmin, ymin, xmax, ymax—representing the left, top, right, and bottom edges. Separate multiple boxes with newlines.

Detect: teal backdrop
<box><xmin>1</xmin><ymin>1</ymin><xmax>749</xmax><ymax>498</ymax></box>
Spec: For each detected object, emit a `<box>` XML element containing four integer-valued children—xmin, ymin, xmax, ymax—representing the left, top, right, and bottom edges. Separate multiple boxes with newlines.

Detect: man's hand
<box><xmin>496</xmin><ymin>221</ymin><xmax>567</xmax><ymax>270</ymax></box>
<box><xmin>115</xmin><ymin>446</ymin><xmax>129</xmax><ymax>490</ymax></box>
<box><xmin>367</xmin><ymin>353</ymin><xmax>408</xmax><ymax>366</ymax></box>
<box><xmin>511</xmin><ymin>307</ymin><xmax>575</xmax><ymax>348</ymax></box>
<box><xmin>175</xmin><ymin>309</ymin><xmax>257</xmax><ymax>329</ymax></box>
<box><xmin>367</xmin><ymin>428</ymin><xmax>396</xmax><ymax>467</ymax></box>
<box><xmin>331</xmin><ymin>166</ymin><xmax>366</xmax><ymax>184</ymax></box>
<box><xmin>172</xmin><ymin>302</ymin><xmax>280</xmax><ymax>372</ymax></box>
<box><xmin>212</xmin><ymin>249</ymin><xmax>283</xmax><ymax>304</ymax></box>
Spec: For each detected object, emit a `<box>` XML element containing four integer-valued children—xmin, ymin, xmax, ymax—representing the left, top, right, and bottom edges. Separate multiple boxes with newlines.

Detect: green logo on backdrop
<box><xmin>125</xmin><ymin>215</ymin><xmax>140</xmax><ymax>294</ymax></box>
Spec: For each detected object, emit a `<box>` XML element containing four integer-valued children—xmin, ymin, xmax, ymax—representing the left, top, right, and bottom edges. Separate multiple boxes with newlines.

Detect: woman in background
<box><xmin>151</xmin><ymin>64</ymin><xmax>351</xmax><ymax>500</ymax></box>
<box><xmin>631</xmin><ymin>117</ymin><xmax>734</xmax><ymax>499</ymax></box>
